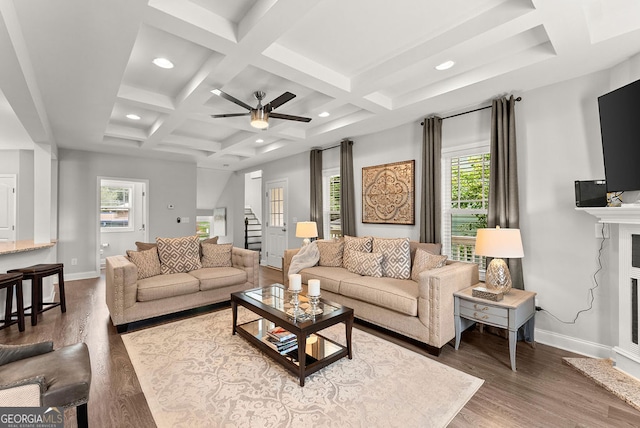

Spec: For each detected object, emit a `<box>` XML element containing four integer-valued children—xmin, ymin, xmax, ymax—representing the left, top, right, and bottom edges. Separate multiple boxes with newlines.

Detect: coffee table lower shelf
<box><xmin>235</xmin><ymin>318</ymin><xmax>349</xmax><ymax>386</ymax></box>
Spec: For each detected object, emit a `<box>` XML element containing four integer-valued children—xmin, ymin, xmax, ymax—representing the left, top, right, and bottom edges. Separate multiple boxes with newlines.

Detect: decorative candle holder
<box><xmin>306</xmin><ymin>294</ymin><xmax>323</xmax><ymax>315</ymax></box>
<box><xmin>286</xmin><ymin>289</ymin><xmax>305</xmax><ymax>319</ymax></box>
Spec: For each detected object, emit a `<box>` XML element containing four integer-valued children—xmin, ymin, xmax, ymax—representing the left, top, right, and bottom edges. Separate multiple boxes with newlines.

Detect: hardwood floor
<box><xmin>2</xmin><ymin>266</ymin><xmax>640</xmax><ymax>427</ymax></box>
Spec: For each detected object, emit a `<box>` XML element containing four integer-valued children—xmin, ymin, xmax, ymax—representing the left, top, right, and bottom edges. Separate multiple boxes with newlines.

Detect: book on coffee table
<box><xmin>267</xmin><ymin>326</ymin><xmax>295</xmax><ymax>342</ymax></box>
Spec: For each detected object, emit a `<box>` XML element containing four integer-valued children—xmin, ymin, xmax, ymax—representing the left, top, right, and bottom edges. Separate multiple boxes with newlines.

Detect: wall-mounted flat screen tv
<box><xmin>598</xmin><ymin>78</ymin><xmax>640</xmax><ymax>193</ymax></box>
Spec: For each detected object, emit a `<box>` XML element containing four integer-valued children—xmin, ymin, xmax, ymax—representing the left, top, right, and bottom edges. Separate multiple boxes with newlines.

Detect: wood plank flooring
<box><xmin>1</xmin><ymin>266</ymin><xmax>640</xmax><ymax>427</ymax></box>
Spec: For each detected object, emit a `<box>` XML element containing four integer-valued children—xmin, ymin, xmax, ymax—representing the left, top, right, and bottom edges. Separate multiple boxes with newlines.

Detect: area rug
<box><xmin>122</xmin><ymin>308</ymin><xmax>483</xmax><ymax>427</ymax></box>
<box><xmin>563</xmin><ymin>357</ymin><xmax>640</xmax><ymax>412</ymax></box>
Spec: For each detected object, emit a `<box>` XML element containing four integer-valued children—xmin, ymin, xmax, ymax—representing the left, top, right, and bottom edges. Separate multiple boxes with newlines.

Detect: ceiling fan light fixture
<box><xmin>250</xmin><ymin>109</ymin><xmax>269</xmax><ymax>129</ymax></box>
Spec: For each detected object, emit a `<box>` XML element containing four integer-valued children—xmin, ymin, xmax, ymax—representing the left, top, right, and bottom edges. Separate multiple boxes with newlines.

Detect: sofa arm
<box><xmin>231</xmin><ymin>247</ymin><xmax>259</xmax><ymax>287</ymax></box>
<box><xmin>416</xmin><ymin>261</ymin><xmax>479</xmax><ymax>348</ymax></box>
<box><xmin>105</xmin><ymin>255</ymin><xmax>139</xmax><ymax>325</ymax></box>
<box><xmin>282</xmin><ymin>248</ymin><xmax>301</xmax><ymax>286</ymax></box>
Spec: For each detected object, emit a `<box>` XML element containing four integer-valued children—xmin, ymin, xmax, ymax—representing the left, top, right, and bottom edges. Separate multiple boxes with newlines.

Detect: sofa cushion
<box><xmin>373</xmin><ymin>237</ymin><xmax>411</xmax><ymax>279</ymax></box>
<box><xmin>126</xmin><ymin>247</ymin><xmax>162</xmax><ymax>280</ymax></box>
<box><xmin>201</xmin><ymin>243</ymin><xmax>232</xmax><ymax>268</ymax></box>
<box><xmin>189</xmin><ymin>267</ymin><xmax>247</xmax><ymax>291</ymax></box>
<box><xmin>156</xmin><ymin>235</ymin><xmax>202</xmax><ymax>274</ymax></box>
<box><xmin>340</xmin><ymin>276</ymin><xmax>419</xmax><ymax>316</ymax></box>
<box><xmin>343</xmin><ymin>236</ymin><xmax>373</xmax><ymax>272</ymax></box>
<box><xmin>411</xmin><ymin>248</ymin><xmax>448</xmax><ymax>281</ymax></box>
<box><xmin>137</xmin><ymin>272</ymin><xmax>200</xmax><ymax>301</ymax></box>
<box><xmin>316</xmin><ymin>239</ymin><xmax>344</xmax><ymax>267</ymax></box>
<box><xmin>298</xmin><ymin>266</ymin><xmax>361</xmax><ymax>294</ymax></box>
<box><xmin>349</xmin><ymin>251</ymin><xmax>383</xmax><ymax>277</ymax></box>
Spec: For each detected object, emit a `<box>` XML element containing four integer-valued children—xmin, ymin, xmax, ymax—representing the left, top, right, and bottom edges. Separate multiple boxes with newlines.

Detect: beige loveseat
<box><xmin>106</xmin><ymin>237</ymin><xmax>259</xmax><ymax>332</ymax></box>
<box><xmin>283</xmin><ymin>238</ymin><xmax>478</xmax><ymax>354</ymax></box>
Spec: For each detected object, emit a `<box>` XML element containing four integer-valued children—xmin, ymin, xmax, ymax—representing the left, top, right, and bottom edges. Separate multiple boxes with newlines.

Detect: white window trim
<box><xmin>442</xmin><ymin>142</ymin><xmax>490</xmax><ymax>279</ymax></box>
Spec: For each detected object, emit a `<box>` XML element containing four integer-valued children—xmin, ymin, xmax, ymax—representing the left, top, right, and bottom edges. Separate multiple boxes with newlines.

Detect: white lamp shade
<box><xmin>475</xmin><ymin>227</ymin><xmax>524</xmax><ymax>258</ymax></box>
<box><xmin>296</xmin><ymin>221</ymin><xmax>318</xmax><ymax>239</ymax></box>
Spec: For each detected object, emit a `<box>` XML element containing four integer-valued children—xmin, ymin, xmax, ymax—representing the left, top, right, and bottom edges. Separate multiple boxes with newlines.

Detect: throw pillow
<box><xmin>373</xmin><ymin>237</ymin><xmax>411</xmax><ymax>279</ymax></box>
<box><xmin>349</xmin><ymin>251</ymin><xmax>383</xmax><ymax>277</ymax></box>
<box><xmin>409</xmin><ymin>241</ymin><xmax>442</xmax><ymax>264</ymax></box>
<box><xmin>126</xmin><ymin>247</ymin><xmax>162</xmax><ymax>280</ymax></box>
<box><xmin>201</xmin><ymin>243</ymin><xmax>232</xmax><ymax>268</ymax></box>
<box><xmin>411</xmin><ymin>248</ymin><xmax>448</xmax><ymax>281</ymax></box>
<box><xmin>316</xmin><ymin>239</ymin><xmax>344</xmax><ymax>267</ymax></box>
<box><xmin>156</xmin><ymin>235</ymin><xmax>202</xmax><ymax>274</ymax></box>
<box><xmin>135</xmin><ymin>241</ymin><xmax>156</xmax><ymax>251</ymax></box>
<box><xmin>199</xmin><ymin>236</ymin><xmax>219</xmax><ymax>256</ymax></box>
<box><xmin>343</xmin><ymin>235</ymin><xmax>373</xmax><ymax>272</ymax></box>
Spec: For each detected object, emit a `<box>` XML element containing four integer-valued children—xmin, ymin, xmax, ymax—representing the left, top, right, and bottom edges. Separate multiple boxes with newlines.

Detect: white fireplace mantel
<box><xmin>576</xmin><ymin>206</ymin><xmax>640</xmax><ymax>224</ymax></box>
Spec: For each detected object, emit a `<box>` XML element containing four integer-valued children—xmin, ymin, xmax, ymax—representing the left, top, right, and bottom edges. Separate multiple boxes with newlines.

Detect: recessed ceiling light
<box><xmin>256</xmin><ymin>138</ymin><xmax>264</xmax><ymax>143</ymax></box>
<box><xmin>211</xmin><ymin>89</ymin><xmax>221</xmax><ymax>95</ymax></box>
<box><xmin>318</xmin><ymin>112</ymin><xmax>330</xmax><ymax>118</ymax></box>
<box><xmin>435</xmin><ymin>60</ymin><xmax>455</xmax><ymax>71</ymax></box>
<box><xmin>152</xmin><ymin>57</ymin><xmax>174</xmax><ymax>69</ymax></box>
<box><xmin>126</xmin><ymin>114</ymin><xmax>141</xmax><ymax>120</ymax></box>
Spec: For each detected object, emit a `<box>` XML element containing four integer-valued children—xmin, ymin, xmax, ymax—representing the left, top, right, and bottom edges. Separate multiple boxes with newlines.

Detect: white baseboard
<box><xmin>535</xmin><ymin>328</ymin><xmax>614</xmax><ymax>359</ymax></box>
<box><xmin>64</xmin><ymin>270</ymin><xmax>100</xmax><ymax>281</ymax></box>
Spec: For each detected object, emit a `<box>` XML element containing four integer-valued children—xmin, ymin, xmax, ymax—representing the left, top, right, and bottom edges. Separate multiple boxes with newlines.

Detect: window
<box><xmin>269</xmin><ymin>186</ymin><xmax>284</xmax><ymax>227</ymax></box>
<box><xmin>100</xmin><ymin>184</ymin><xmax>133</xmax><ymax>231</ymax></box>
<box><xmin>322</xmin><ymin>168</ymin><xmax>342</xmax><ymax>238</ymax></box>
<box><xmin>442</xmin><ymin>149</ymin><xmax>490</xmax><ymax>272</ymax></box>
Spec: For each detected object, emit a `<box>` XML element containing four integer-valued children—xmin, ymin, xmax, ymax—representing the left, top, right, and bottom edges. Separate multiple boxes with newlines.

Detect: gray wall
<box><xmin>58</xmin><ymin>149</ymin><xmax>197</xmax><ymax>277</ymax></box>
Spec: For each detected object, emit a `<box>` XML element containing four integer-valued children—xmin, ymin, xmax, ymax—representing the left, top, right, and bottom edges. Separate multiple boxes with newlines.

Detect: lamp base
<box><xmin>302</xmin><ymin>238</ymin><xmax>310</xmax><ymax>246</ymax></box>
<box><xmin>485</xmin><ymin>258</ymin><xmax>512</xmax><ymax>294</ymax></box>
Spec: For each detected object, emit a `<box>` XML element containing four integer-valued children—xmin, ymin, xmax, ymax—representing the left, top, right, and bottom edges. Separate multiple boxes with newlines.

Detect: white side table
<box><xmin>454</xmin><ymin>286</ymin><xmax>536</xmax><ymax>371</ymax></box>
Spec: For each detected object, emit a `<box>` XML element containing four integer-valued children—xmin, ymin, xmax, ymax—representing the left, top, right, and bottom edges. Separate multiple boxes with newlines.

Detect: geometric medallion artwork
<box><xmin>362</xmin><ymin>160</ymin><xmax>415</xmax><ymax>224</ymax></box>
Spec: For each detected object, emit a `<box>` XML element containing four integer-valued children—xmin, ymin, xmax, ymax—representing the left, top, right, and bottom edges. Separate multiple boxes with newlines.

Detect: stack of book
<box><xmin>262</xmin><ymin>326</ymin><xmax>298</xmax><ymax>355</ymax></box>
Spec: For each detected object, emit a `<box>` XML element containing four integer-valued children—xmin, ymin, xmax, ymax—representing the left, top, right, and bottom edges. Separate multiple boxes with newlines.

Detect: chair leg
<box><xmin>4</xmin><ymin>284</ymin><xmax>12</xmax><ymax>328</ymax></box>
<box><xmin>30</xmin><ymin>279</ymin><xmax>39</xmax><ymax>326</ymax></box>
<box><xmin>58</xmin><ymin>269</ymin><xmax>66</xmax><ymax>313</ymax></box>
<box><xmin>76</xmin><ymin>402</ymin><xmax>88</xmax><ymax>428</ymax></box>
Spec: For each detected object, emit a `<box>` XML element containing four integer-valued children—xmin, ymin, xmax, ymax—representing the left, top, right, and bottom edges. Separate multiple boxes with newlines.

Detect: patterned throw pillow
<box><xmin>156</xmin><ymin>235</ymin><xmax>202</xmax><ymax>274</ymax></box>
<box><xmin>373</xmin><ymin>237</ymin><xmax>411</xmax><ymax>279</ymax></box>
<box><xmin>411</xmin><ymin>248</ymin><xmax>448</xmax><ymax>281</ymax></box>
<box><xmin>201</xmin><ymin>243</ymin><xmax>232</xmax><ymax>268</ymax></box>
<box><xmin>343</xmin><ymin>236</ymin><xmax>373</xmax><ymax>272</ymax></box>
<box><xmin>349</xmin><ymin>251</ymin><xmax>383</xmax><ymax>277</ymax></box>
<box><xmin>135</xmin><ymin>241</ymin><xmax>156</xmax><ymax>251</ymax></box>
<box><xmin>126</xmin><ymin>247</ymin><xmax>162</xmax><ymax>280</ymax></box>
<box><xmin>316</xmin><ymin>239</ymin><xmax>344</xmax><ymax>267</ymax></box>
<box><xmin>199</xmin><ymin>236</ymin><xmax>219</xmax><ymax>257</ymax></box>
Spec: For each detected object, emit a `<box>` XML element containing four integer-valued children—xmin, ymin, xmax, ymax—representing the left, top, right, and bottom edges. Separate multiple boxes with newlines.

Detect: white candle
<box><xmin>308</xmin><ymin>279</ymin><xmax>321</xmax><ymax>296</ymax></box>
<box><xmin>289</xmin><ymin>274</ymin><xmax>302</xmax><ymax>291</ymax></box>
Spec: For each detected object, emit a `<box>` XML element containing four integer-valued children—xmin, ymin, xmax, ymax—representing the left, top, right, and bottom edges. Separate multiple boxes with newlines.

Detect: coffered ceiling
<box><xmin>1</xmin><ymin>0</ymin><xmax>639</xmax><ymax>171</ymax></box>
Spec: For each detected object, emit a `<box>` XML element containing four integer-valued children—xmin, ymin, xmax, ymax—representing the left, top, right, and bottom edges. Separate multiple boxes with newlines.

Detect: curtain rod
<box><xmin>420</xmin><ymin>96</ymin><xmax>522</xmax><ymax>125</ymax></box>
<box><xmin>316</xmin><ymin>139</ymin><xmax>353</xmax><ymax>152</ymax></box>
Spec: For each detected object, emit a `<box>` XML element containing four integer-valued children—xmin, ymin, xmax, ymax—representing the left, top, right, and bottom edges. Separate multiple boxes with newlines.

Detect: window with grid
<box><xmin>269</xmin><ymin>187</ymin><xmax>284</xmax><ymax>227</ymax></box>
<box><xmin>100</xmin><ymin>185</ymin><xmax>133</xmax><ymax>232</ymax></box>
<box><xmin>322</xmin><ymin>171</ymin><xmax>342</xmax><ymax>239</ymax></box>
<box><xmin>442</xmin><ymin>149</ymin><xmax>490</xmax><ymax>272</ymax></box>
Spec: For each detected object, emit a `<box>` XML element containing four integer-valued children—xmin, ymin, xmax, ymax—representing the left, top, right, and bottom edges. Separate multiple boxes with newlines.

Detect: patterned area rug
<box><xmin>122</xmin><ymin>308</ymin><xmax>484</xmax><ymax>428</ymax></box>
<box><xmin>563</xmin><ymin>357</ymin><xmax>640</xmax><ymax>412</ymax></box>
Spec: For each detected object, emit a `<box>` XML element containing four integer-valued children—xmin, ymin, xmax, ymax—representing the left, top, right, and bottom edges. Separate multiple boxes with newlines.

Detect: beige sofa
<box><xmin>283</xmin><ymin>240</ymin><xmax>479</xmax><ymax>354</ymax></box>
<box><xmin>106</xmin><ymin>246</ymin><xmax>259</xmax><ymax>331</ymax></box>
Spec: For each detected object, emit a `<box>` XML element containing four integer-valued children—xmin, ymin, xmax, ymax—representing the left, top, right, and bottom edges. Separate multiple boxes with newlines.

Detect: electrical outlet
<box><xmin>71</xmin><ymin>258</ymin><xmax>78</xmax><ymax>265</ymax></box>
<box><xmin>595</xmin><ymin>223</ymin><xmax>610</xmax><ymax>239</ymax></box>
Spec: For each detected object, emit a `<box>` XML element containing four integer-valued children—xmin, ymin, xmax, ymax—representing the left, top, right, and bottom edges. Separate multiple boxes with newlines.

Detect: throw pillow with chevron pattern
<box><xmin>156</xmin><ymin>235</ymin><xmax>202</xmax><ymax>274</ymax></box>
<box><xmin>373</xmin><ymin>237</ymin><xmax>411</xmax><ymax>279</ymax></box>
<box><xmin>343</xmin><ymin>236</ymin><xmax>373</xmax><ymax>273</ymax></box>
<box><xmin>201</xmin><ymin>243</ymin><xmax>232</xmax><ymax>268</ymax></box>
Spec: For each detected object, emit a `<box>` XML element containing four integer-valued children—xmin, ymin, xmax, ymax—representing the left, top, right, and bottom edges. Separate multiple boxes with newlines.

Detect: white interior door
<box><xmin>0</xmin><ymin>175</ymin><xmax>16</xmax><ymax>242</ymax></box>
<box><xmin>266</xmin><ymin>179</ymin><xmax>288</xmax><ymax>269</ymax></box>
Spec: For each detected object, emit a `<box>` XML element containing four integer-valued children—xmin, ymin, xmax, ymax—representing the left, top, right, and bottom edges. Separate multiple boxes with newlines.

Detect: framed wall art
<box><xmin>362</xmin><ymin>160</ymin><xmax>415</xmax><ymax>225</ymax></box>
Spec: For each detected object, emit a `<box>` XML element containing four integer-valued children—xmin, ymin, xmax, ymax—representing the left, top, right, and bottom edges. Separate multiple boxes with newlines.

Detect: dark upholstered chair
<box><xmin>0</xmin><ymin>341</ymin><xmax>91</xmax><ymax>427</ymax></box>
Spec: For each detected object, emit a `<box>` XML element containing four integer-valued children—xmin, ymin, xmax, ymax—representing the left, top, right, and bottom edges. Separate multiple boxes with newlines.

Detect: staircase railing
<box><xmin>244</xmin><ymin>217</ymin><xmax>249</xmax><ymax>249</ymax></box>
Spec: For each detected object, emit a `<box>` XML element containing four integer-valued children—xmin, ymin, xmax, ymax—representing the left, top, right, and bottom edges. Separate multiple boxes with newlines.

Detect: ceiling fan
<box><xmin>210</xmin><ymin>90</ymin><xmax>312</xmax><ymax>129</ymax></box>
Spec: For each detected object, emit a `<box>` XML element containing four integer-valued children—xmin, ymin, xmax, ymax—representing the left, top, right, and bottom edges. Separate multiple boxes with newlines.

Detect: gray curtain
<box><xmin>420</xmin><ymin>117</ymin><xmax>442</xmax><ymax>243</ymax></box>
<box><xmin>488</xmin><ymin>95</ymin><xmax>524</xmax><ymax>290</ymax></box>
<box><xmin>310</xmin><ymin>149</ymin><xmax>324</xmax><ymax>239</ymax></box>
<box><xmin>340</xmin><ymin>139</ymin><xmax>356</xmax><ymax>237</ymax></box>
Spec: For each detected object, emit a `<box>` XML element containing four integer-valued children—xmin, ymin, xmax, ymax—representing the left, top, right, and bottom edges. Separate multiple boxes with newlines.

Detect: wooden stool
<box><xmin>8</xmin><ymin>264</ymin><xmax>65</xmax><ymax>326</ymax></box>
<box><xmin>0</xmin><ymin>272</ymin><xmax>25</xmax><ymax>332</ymax></box>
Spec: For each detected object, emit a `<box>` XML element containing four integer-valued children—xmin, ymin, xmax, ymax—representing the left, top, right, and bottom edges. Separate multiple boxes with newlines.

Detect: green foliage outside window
<box><xmin>451</xmin><ymin>154</ymin><xmax>489</xmax><ymax>234</ymax></box>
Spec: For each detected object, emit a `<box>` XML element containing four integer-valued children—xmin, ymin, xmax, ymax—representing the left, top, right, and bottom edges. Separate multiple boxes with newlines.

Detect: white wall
<box><xmin>58</xmin><ymin>149</ymin><xmax>197</xmax><ymax>278</ymax></box>
<box><xmin>196</xmin><ymin>168</ymin><xmax>231</xmax><ymax>210</ymax></box>
<box><xmin>244</xmin><ymin>170</ymin><xmax>262</xmax><ymax>223</ymax></box>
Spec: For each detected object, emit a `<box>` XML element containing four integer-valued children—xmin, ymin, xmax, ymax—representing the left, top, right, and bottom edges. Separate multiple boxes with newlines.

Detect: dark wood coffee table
<box><xmin>231</xmin><ymin>284</ymin><xmax>354</xmax><ymax>386</ymax></box>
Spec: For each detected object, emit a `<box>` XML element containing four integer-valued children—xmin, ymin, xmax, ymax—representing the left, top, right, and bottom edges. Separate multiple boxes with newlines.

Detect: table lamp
<box><xmin>296</xmin><ymin>221</ymin><xmax>318</xmax><ymax>246</ymax></box>
<box><xmin>475</xmin><ymin>226</ymin><xmax>524</xmax><ymax>295</ymax></box>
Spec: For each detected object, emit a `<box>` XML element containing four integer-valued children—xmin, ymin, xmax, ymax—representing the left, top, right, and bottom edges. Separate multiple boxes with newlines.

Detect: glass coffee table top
<box><xmin>244</xmin><ymin>283</ymin><xmax>340</xmax><ymax>321</ymax></box>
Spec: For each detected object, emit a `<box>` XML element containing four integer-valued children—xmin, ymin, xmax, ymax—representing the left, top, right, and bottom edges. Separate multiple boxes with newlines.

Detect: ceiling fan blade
<box><xmin>270</xmin><ymin>112</ymin><xmax>312</xmax><ymax>123</ymax></box>
<box><xmin>266</xmin><ymin>92</ymin><xmax>296</xmax><ymax>110</ymax></box>
<box><xmin>211</xmin><ymin>113</ymin><xmax>251</xmax><ymax>118</ymax></box>
<box><xmin>211</xmin><ymin>89</ymin><xmax>253</xmax><ymax>111</ymax></box>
